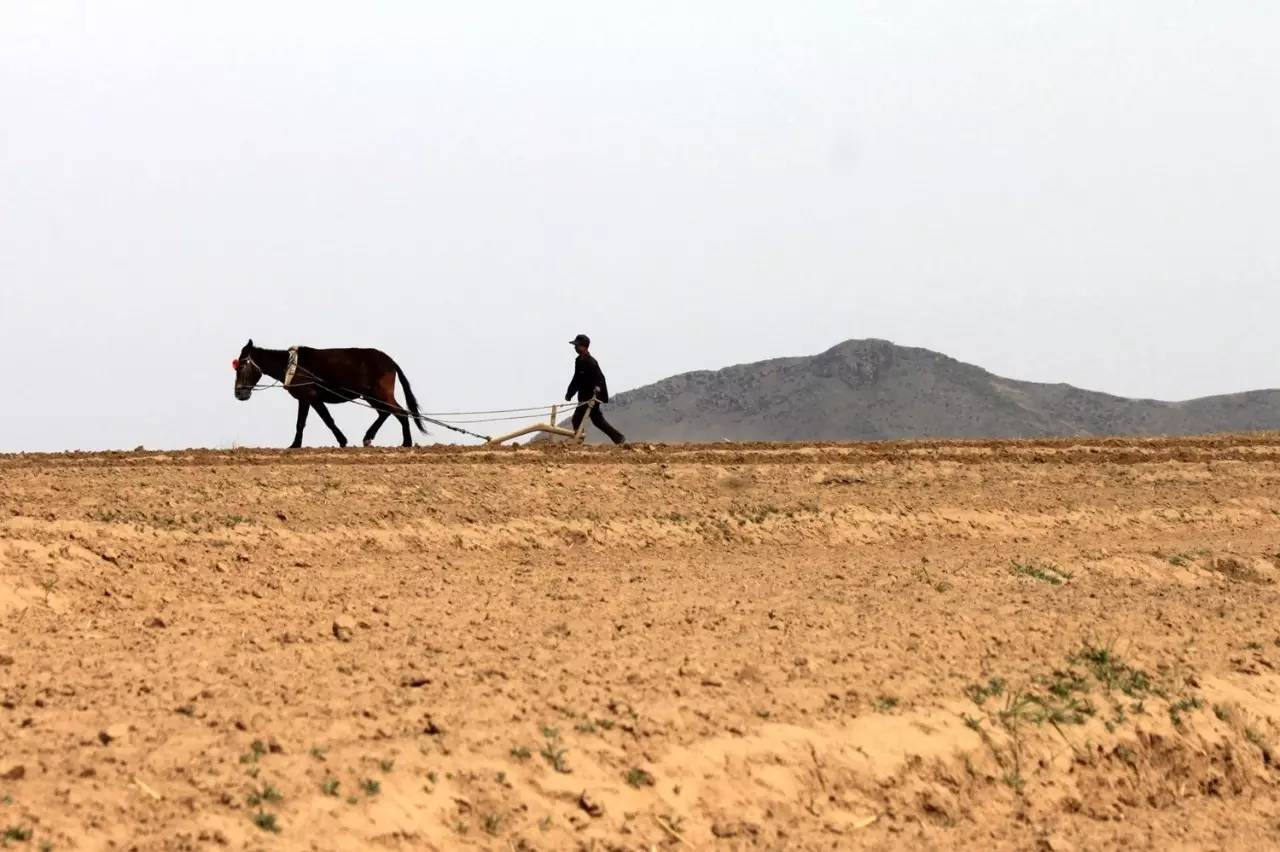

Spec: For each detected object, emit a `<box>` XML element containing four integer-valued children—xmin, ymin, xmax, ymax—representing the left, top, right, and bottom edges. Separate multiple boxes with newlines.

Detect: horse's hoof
<box><xmin>363</xmin><ymin>439</ymin><xmax>373</xmax><ymax>447</ymax></box>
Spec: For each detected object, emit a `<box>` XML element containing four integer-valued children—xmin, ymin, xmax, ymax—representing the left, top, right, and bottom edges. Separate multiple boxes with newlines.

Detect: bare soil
<box><xmin>2</xmin><ymin>435</ymin><xmax>1280</xmax><ymax>850</ymax></box>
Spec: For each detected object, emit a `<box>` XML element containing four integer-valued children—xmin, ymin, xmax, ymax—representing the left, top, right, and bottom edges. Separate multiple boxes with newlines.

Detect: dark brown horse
<box><xmin>232</xmin><ymin>340</ymin><xmax>426</xmax><ymax>448</ymax></box>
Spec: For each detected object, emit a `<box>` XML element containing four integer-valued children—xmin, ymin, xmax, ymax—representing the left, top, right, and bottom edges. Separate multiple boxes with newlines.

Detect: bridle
<box><xmin>233</xmin><ymin>354</ymin><xmax>261</xmax><ymax>393</ymax></box>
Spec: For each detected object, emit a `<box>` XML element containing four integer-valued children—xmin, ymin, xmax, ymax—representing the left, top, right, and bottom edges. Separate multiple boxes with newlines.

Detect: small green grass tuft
<box><xmin>625</xmin><ymin>767</ymin><xmax>656</xmax><ymax>788</ymax></box>
<box><xmin>322</xmin><ymin>778</ymin><xmax>340</xmax><ymax>797</ymax></box>
<box><xmin>252</xmin><ymin>812</ymin><xmax>280</xmax><ymax>833</ymax></box>
<box><xmin>361</xmin><ymin>778</ymin><xmax>381</xmax><ymax>796</ymax></box>
<box><xmin>247</xmin><ymin>783</ymin><xmax>283</xmax><ymax>807</ymax></box>
<box><xmin>540</xmin><ymin>740</ymin><xmax>570</xmax><ymax>773</ymax></box>
<box><xmin>539</xmin><ymin>727</ymin><xmax>570</xmax><ymax>773</ymax></box>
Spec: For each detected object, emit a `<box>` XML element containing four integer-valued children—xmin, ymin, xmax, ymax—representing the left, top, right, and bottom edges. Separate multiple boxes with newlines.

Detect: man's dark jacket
<box><xmin>566</xmin><ymin>353</ymin><xmax>610</xmax><ymax>403</ymax></box>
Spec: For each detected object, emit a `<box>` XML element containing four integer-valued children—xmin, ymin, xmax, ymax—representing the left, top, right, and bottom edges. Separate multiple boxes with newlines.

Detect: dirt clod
<box><xmin>332</xmin><ymin>615</ymin><xmax>356</xmax><ymax>642</ymax></box>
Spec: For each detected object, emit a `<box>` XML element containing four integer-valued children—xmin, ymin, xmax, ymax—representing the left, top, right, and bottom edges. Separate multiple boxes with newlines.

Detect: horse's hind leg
<box><xmin>311</xmin><ymin>402</ymin><xmax>348</xmax><ymax>447</ymax></box>
<box><xmin>363</xmin><ymin>411</ymin><xmax>390</xmax><ymax>447</ymax></box>
<box><xmin>369</xmin><ymin>372</ymin><xmax>413</xmax><ymax>447</ymax></box>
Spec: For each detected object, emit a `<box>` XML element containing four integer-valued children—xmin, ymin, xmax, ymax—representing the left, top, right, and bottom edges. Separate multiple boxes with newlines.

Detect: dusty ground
<box><xmin>3</xmin><ymin>436</ymin><xmax>1280</xmax><ymax>851</ymax></box>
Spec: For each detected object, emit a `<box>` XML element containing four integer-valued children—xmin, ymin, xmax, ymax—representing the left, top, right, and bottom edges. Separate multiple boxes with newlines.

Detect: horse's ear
<box><xmin>247</xmin><ymin>338</ymin><xmax>254</xmax><ymax>348</ymax></box>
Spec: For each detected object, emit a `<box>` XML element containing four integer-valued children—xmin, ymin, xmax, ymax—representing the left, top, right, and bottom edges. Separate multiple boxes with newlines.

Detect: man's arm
<box><xmin>565</xmin><ymin>362</ymin><xmax>580</xmax><ymax>401</ymax></box>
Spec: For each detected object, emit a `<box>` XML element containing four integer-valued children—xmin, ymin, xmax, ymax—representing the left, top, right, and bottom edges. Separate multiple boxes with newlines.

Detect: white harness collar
<box><xmin>284</xmin><ymin>346</ymin><xmax>299</xmax><ymax>387</ymax></box>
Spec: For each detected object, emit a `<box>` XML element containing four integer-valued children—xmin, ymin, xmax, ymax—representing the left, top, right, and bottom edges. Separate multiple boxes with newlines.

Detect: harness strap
<box><xmin>284</xmin><ymin>347</ymin><xmax>299</xmax><ymax>387</ymax></box>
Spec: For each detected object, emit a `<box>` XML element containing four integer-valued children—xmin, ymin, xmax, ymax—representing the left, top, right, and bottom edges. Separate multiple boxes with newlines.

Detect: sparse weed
<box><xmin>916</xmin><ymin>564</ymin><xmax>951</xmax><ymax>593</ymax></box>
<box><xmin>379</xmin><ymin>758</ymin><xmax>395</xmax><ymax>773</ymax></box>
<box><xmin>1003</xmin><ymin>773</ymin><xmax>1025</xmax><ymax>792</ymax></box>
<box><xmin>1010</xmin><ymin>560</ymin><xmax>1072</xmax><ymax>585</ymax></box>
<box><xmin>322</xmin><ymin>778</ymin><xmax>340</xmax><ymax>797</ymax></box>
<box><xmin>1166</xmin><ymin>549</ymin><xmax>1207</xmax><ymax>567</ymax></box>
<box><xmin>3</xmin><ymin>826</ymin><xmax>33</xmax><ymax>842</ymax></box>
<box><xmin>964</xmin><ymin>678</ymin><xmax>1006</xmax><ymax>706</ymax></box>
<box><xmin>482</xmin><ymin>813</ymin><xmax>502</xmax><ymax>835</ymax></box>
<box><xmin>1071</xmin><ymin>644</ymin><xmax>1155</xmax><ymax>697</ymax></box>
<box><xmin>1168</xmin><ymin>696</ymin><xmax>1203</xmax><ymax>727</ymax></box>
<box><xmin>872</xmin><ymin>695</ymin><xmax>899</xmax><ymax>713</ymax></box>
<box><xmin>1044</xmin><ymin>669</ymin><xmax>1090</xmax><ymax>700</ymax></box>
<box><xmin>510</xmin><ymin>746</ymin><xmax>532</xmax><ymax>761</ymax></box>
<box><xmin>361</xmin><ymin>779</ymin><xmax>381</xmax><ymax>796</ymax></box>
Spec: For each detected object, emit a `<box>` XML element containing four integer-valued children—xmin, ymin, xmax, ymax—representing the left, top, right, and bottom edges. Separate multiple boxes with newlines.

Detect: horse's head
<box><xmin>233</xmin><ymin>339</ymin><xmax>262</xmax><ymax>401</ymax></box>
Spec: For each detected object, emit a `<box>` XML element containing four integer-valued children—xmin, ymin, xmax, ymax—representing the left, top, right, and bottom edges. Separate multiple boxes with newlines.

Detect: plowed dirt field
<box><xmin>3</xmin><ymin>436</ymin><xmax>1280</xmax><ymax>850</ymax></box>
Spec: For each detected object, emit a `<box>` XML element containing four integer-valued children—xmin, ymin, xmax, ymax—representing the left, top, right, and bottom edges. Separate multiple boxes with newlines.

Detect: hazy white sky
<box><xmin>2</xmin><ymin>2</ymin><xmax>1277</xmax><ymax>450</ymax></box>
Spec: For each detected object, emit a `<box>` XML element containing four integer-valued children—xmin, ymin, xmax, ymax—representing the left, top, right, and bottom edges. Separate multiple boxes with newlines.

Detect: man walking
<box><xmin>565</xmin><ymin>334</ymin><xmax>626</xmax><ymax>444</ymax></box>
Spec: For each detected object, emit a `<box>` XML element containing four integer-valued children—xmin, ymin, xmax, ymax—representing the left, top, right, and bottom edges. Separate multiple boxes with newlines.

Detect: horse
<box><xmin>232</xmin><ymin>339</ymin><xmax>426</xmax><ymax>448</ymax></box>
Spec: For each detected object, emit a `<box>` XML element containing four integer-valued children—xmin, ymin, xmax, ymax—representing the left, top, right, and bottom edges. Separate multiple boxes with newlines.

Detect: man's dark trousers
<box><xmin>572</xmin><ymin>402</ymin><xmax>625</xmax><ymax>444</ymax></box>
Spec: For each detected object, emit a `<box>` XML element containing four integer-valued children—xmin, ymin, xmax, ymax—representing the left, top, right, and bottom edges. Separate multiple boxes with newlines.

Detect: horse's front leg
<box><xmin>290</xmin><ymin>398</ymin><xmax>309</xmax><ymax>449</ymax></box>
<box><xmin>311</xmin><ymin>401</ymin><xmax>348</xmax><ymax>447</ymax></box>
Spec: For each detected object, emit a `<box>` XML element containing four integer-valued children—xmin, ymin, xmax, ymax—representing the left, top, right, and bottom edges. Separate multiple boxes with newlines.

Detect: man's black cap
<box><xmin>570</xmin><ymin>334</ymin><xmax>591</xmax><ymax>347</ymax></box>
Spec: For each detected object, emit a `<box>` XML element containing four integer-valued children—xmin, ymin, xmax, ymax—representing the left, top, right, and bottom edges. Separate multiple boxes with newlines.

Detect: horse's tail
<box><xmin>394</xmin><ymin>362</ymin><xmax>428</xmax><ymax>433</ymax></box>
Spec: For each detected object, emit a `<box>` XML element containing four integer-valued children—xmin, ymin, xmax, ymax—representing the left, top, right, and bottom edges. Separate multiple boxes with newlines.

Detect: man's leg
<box><xmin>571</xmin><ymin>403</ymin><xmax>587</xmax><ymax>435</ymax></box>
<box><xmin>590</xmin><ymin>407</ymin><xmax>625</xmax><ymax>444</ymax></box>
